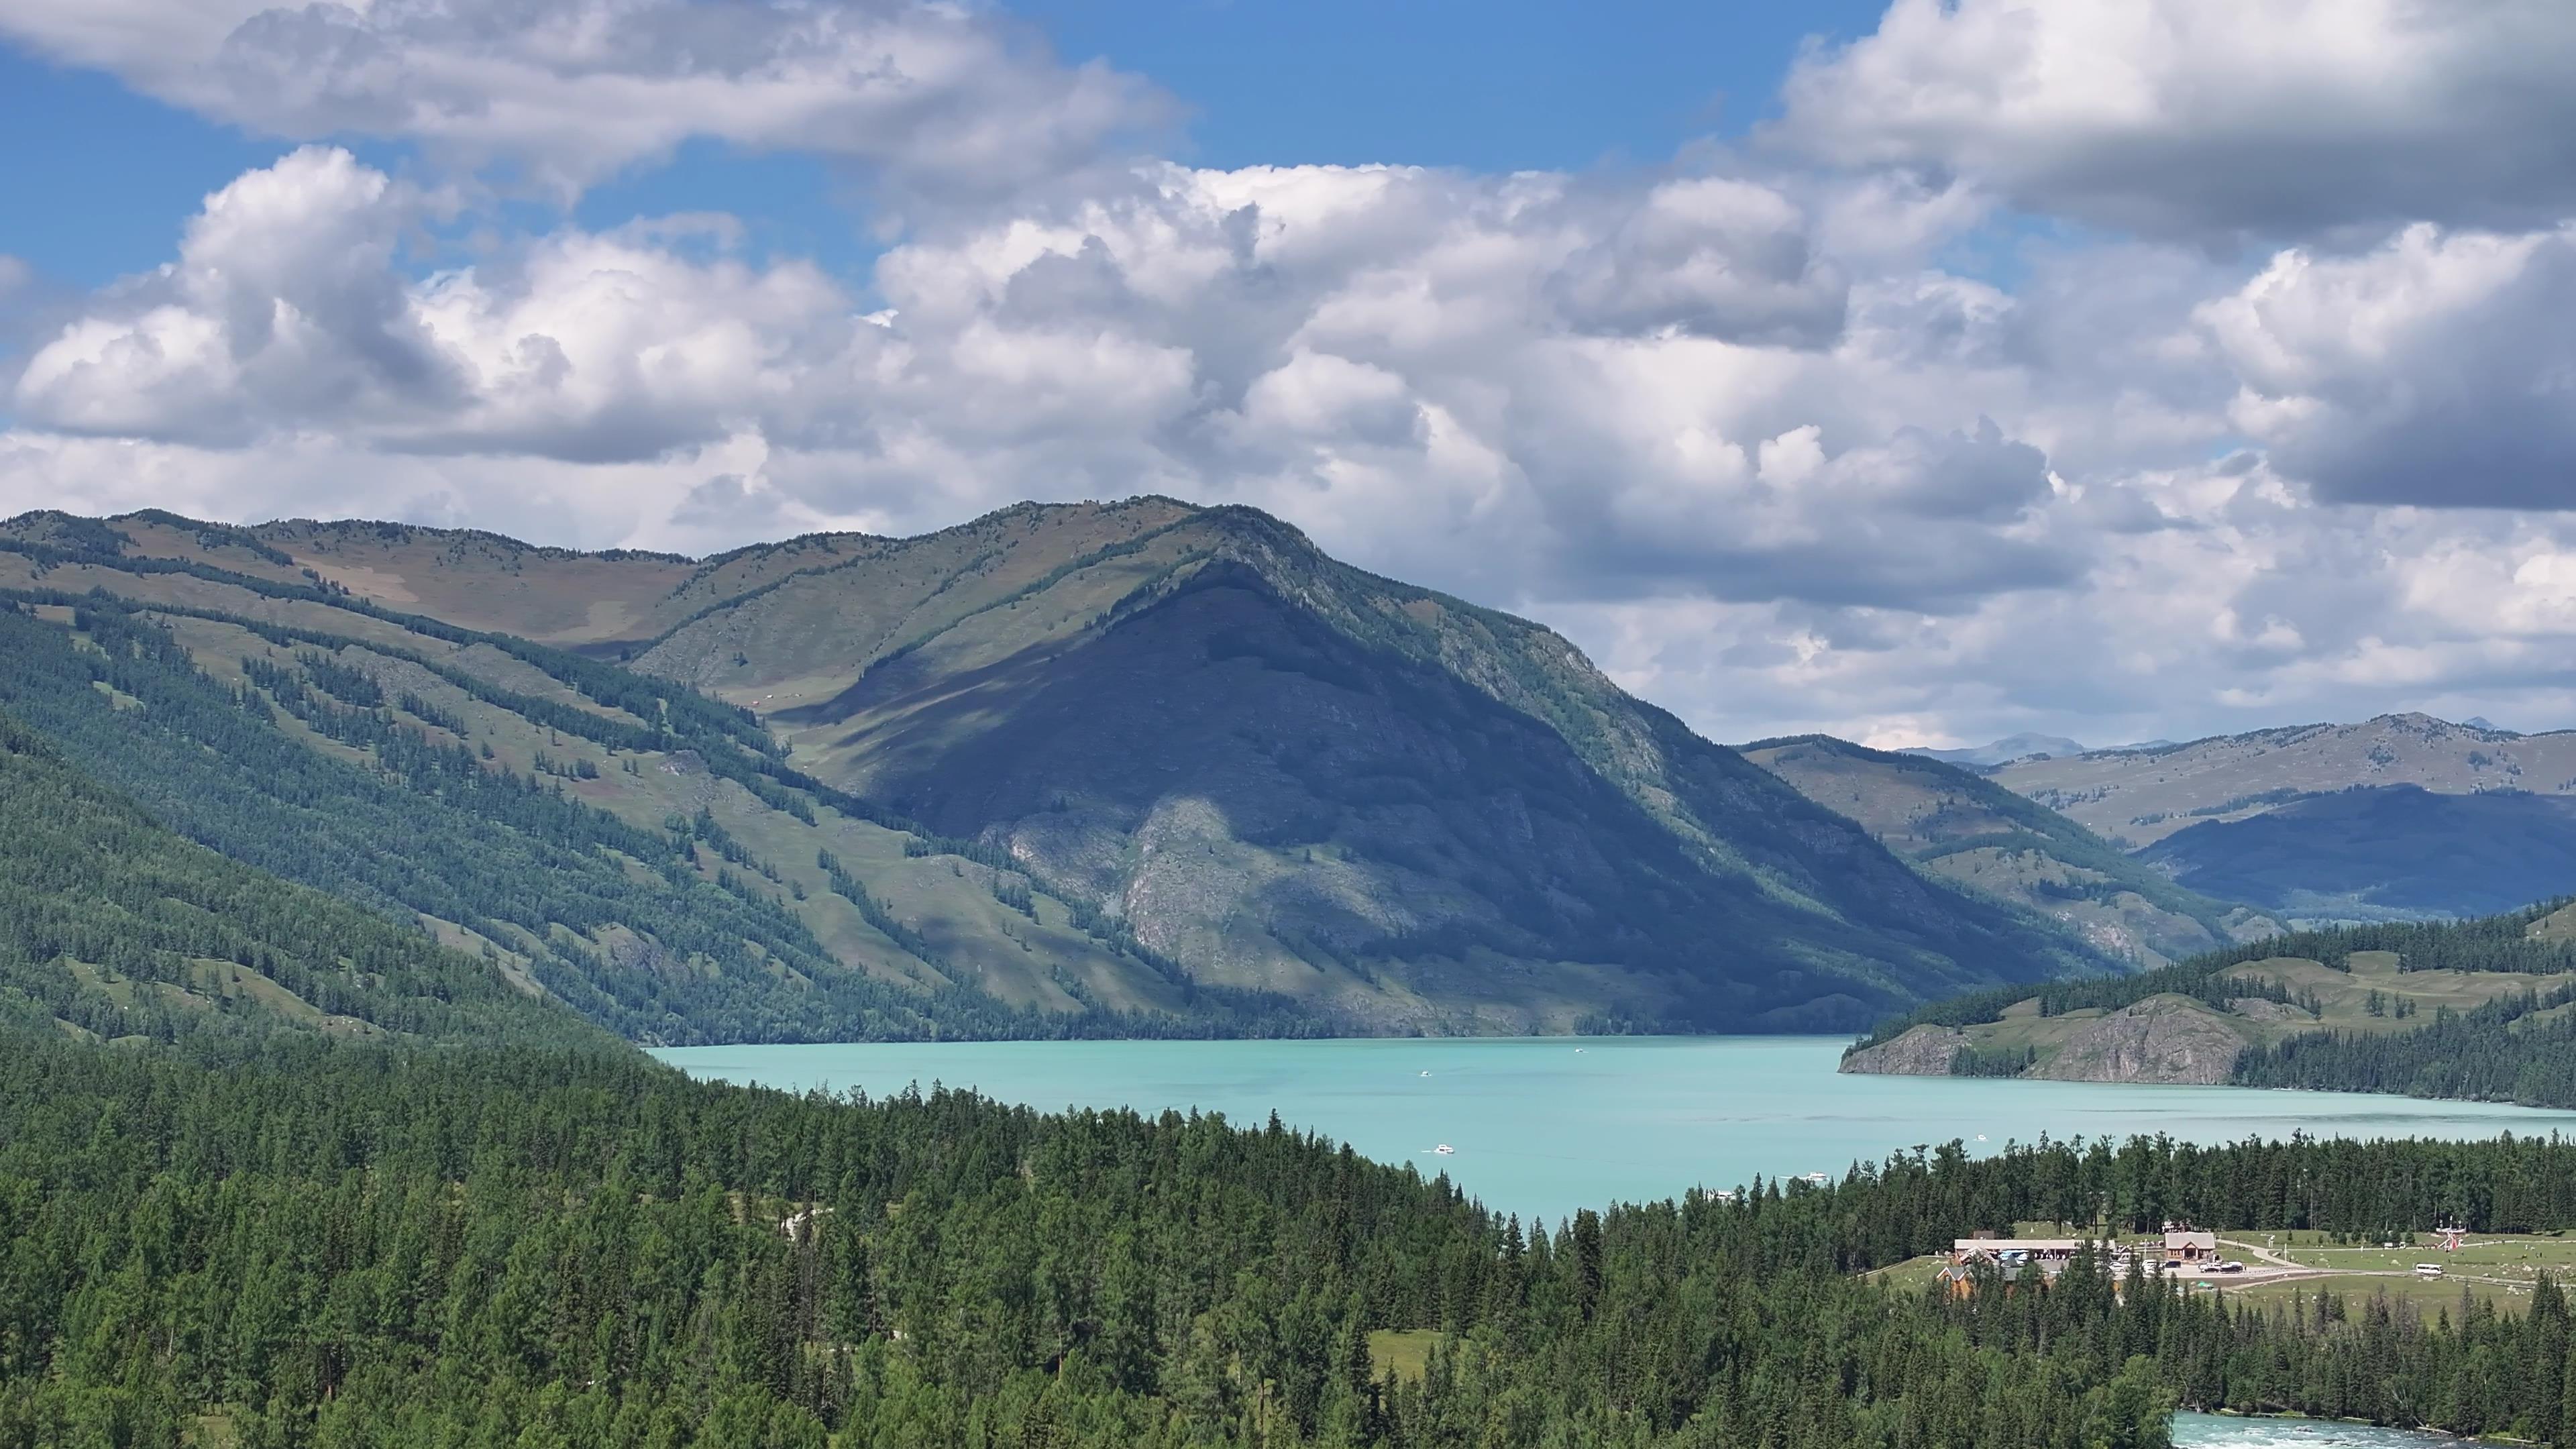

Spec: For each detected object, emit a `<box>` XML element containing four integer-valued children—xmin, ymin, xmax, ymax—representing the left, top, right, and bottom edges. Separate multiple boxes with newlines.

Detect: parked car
<box><xmin>2215</xmin><ymin>1261</ymin><xmax>2246</xmax><ymax>1273</ymax></box>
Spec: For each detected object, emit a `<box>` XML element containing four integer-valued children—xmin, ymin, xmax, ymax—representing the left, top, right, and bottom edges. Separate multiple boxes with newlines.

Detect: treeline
<box><xmin>2236</xmin><ymin>981</ymin><xmax>2576</xmax><ymax>1106</ymax></box>
<box><xmin>30</xmin><ymin>1028</ymin><xmax>2576</xmax><ymax>1444</ymax></box>
<box><xmin>811</xmin><ymin>850</ymin><xmax>1340</xmax><ymax>1039</ymax></box>
<box><xmin>1852</xmin><ymin>898</ymin><xmax>2576</xmax><ymax>1051</ymax></box>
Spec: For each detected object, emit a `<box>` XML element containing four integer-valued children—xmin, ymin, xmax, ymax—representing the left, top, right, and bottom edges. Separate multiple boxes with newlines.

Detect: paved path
<box><xmin>2218</xmin><ymin>1236</ymin><xmax>2306</xmax><ymax>1270</ymax></box>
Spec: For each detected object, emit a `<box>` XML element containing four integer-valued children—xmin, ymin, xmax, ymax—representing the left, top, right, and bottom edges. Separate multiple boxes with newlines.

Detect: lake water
<box><xmin>2173</xmin><ymin>1413</ymin><xmax>2469</xmax><ymax>1445</ymax></box>
<box><xmin>651</xmin><ymin>1035</ymin><xmax>2576</xmax><ymax>1224</ymax></box>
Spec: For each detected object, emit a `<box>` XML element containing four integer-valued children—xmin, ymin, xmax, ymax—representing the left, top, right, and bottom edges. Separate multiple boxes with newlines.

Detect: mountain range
<box><xmin>0</xmin><ymin>500</ymin><xmax>2112</xmax><ymax>1043</ymax></box>
<box><xmin>1989</xmin><ymin>713</ymin><xmax>2576</xmax><ymax>922</ymax></box>
<box><xmin>15</xmin><ymin>498</ymin><xmax>2576</xmax><ymax>1049</ymax></box>
<box><xmin>1901</xmin><ymin>733</ymin><xmax>2090</xmax><ymax>769</ymax></box>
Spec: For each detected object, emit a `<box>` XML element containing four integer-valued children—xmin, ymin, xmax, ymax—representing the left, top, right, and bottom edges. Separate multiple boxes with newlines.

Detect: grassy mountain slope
<box><xmin>0</xmin><ymin>704</ymin><xmax>603</xmax><ymax>1049</ymax></box>
<box><xmin>1741</xmin><ymin>735</ymin><xmax>2277</xmax><ymax>967</ymax></box>
<box><xmin>2142</xmin><ymin>784</ymin><xmax>2576</xmax><ymax>922</ymax></box>
<box><xmin>1992</xmin><ymin>711</ymin><xmax>2576</xmax><ymax>849</ymax></box>
<box><xmin>0</xmin><ymin>530</ymin><xmax>1297</xmax><ymax>1043</ymax></box>
<box><xmin>1841</xmin><ymin>901</ymin><xmax>2576</xmax><ymax>1092</ymax></box>
<box><xmin>633</xmin><ymin>501</ymin><xmax>2107</xmax><ymax>1028</ymax></box>
<box><xmin>2</xmin><ymin>502</ymin><xmax>2104</xmax><ymax>1034</ymax></box>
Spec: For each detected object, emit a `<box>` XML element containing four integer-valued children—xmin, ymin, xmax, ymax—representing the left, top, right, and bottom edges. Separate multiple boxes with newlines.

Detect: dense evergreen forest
<box><xmin>21</xmin><ymin>1022</ymin><xmax>2576</xmax><ymax>1445</ymax></box>
<box><xmin>13</xmin><ymin>707</ymin><xmax>2576</xmax><ymax>1443</ymax></box>
<box><xmin>2234</xmin><ymin>979</ymin><xmax>2576</xmax><ymax>1104</ymax></box>
<box><xmin>0</xmin><ymin>706</ymin><xmax>598</xmax><ymax>1051</ymax></box>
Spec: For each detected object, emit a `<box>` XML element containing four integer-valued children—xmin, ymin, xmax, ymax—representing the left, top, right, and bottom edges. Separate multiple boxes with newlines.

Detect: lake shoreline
<box><xmin>655</xmin><ymin>1035</ymin><xmax>2576</xmax><ymax>1224</ymax></box>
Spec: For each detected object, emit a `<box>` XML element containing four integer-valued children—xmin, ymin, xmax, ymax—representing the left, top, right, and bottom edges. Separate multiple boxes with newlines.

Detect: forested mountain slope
<box><xmin>1843</xmin><ymin>900</ymin><xmax>2576</xmax><ymax>1102</ymax></box>
<box><xmin>0</xmin><ymin>577</ymin><xmax>1282</xmax><ymax>1045</ymax></box>
<box><xmin>1741</xmin><ymin>735</ymin><xmax>2275</xmax><ymax>967</ymax></box>
<box><xmin>0</xmin><ymin>705</ymin><xmax>600</xmax><ymax>1049</ymax></box>
<box><xmin>1</xmin><ymin>502</ymin><xmax>2105</xmax><ymax>1035</ymax></box>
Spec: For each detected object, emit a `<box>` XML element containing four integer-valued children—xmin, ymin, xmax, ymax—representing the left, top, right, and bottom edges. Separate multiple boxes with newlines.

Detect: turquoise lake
<box><xmin>652</xmin><ymin>1035</ymin><xmax>2576</xmax><ymax>1224</ymax></box>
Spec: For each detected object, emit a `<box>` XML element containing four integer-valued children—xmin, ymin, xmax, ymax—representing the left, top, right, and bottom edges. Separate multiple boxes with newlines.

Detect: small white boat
<box><xmin>1975</xmin><ymin>1134</ymin><xmax>1988</xmax><ymax>1142</ymax></box>
<box><xmin>1801</xmin><ymin>1171</ymin><xmax>1830</xmax><ymax>1184</ymax></box>
<box><xmin>1420</xmin><ymin>1070</ymin><xmax>1432</xmax><ymax>1077</ymax></box>
<box><xmin>1433</xmin><ymin>1143</ymin><xmax>1456</xmax><ymax>1155</ymax></box>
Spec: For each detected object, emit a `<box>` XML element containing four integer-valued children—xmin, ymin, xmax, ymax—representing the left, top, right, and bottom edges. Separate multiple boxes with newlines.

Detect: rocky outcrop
<box><xmin>2024</xmin><ymin>996</ymin><xmax>2254</xmax><ymax>1085</ymax></box>
<box><xmin>1839</xmin><ymin>1024</ymin><xmax>1969</xmax><ymax>1076</ymax></box>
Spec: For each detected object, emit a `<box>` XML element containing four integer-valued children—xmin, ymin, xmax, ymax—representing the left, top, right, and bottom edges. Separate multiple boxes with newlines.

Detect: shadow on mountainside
<box><xmin>786</xmin><ymin>562</ymin><xmax>2086</xmax><ymax>1029</ymax></box>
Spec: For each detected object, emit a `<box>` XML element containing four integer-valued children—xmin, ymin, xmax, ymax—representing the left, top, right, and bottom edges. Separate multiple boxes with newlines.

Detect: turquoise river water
<box><xmin>2170</xmin><ymin>1413</ymin><xmax>2473</xmax><ymax>1445</ymax></box>
<box><xmin>652</xmin><ymin>1034</ymin><xmax>2576</xmax><ymax>1226</ymax></box>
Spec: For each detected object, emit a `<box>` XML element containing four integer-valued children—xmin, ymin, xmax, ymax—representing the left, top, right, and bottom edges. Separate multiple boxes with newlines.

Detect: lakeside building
<box><xmin>1940</xmin><ymin>1237</ymin><xmax>2090</xmax><ymax>1297</ymax></box>
<box><xmin>2163</xmin><ymin>1229</ymin><xmax>2217</xmax><ymax>1266</ymax></box>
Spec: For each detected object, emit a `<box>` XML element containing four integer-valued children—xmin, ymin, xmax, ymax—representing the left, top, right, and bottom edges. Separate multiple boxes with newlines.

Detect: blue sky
<box><xmin>1</xmin><ymin>1</ymin><xmax>1888</xmax><ymax>292</ymax></box>
<box><xmin>3</xmin><ymin>1</ymin><xmax>2575</xmax><ymax>747</ymax></box>
<box><xmin>0</xmin><ymin>50</ymin><xmax>278</xmax><ymax>286</ymax></box>
<box><xmin>1026</xmin><ymin>1</ymin><xmax>1891</xmax><ymax>169</ymax></box>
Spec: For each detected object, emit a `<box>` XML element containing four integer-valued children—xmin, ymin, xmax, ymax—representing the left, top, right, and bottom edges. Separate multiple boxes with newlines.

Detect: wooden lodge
<box><xmin>1951</xmin><ymin>1238</ymin><xmax>2088</xmax><ymax>1265</ymax></box>
<box><xmin>2162</xmin><ymin>1230</ymin><xmax>2217</xmax><ymax>1266</ymax></box>
<box><xmin>1939</xmin><ymin>1237</ymin><xmax>2090</xmax><ymax>1297</ymax></box>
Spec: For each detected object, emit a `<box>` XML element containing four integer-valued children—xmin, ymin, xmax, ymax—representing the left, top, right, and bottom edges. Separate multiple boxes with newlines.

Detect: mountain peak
<box><xmin>3</xmin><ymin>497</ymin><xmax>2107</xmax><ymax>1034</ymax></box>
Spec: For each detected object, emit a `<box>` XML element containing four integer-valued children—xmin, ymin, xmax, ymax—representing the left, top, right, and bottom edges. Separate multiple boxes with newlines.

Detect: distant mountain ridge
<box><xmin>0</xmin><ymin>500</ymin><xmax>2118</xmax><ymax>1038</ymax></box>
<box><xmin>1991</xmin><ymin>712</ymin><xmax>2573</xmax><ymax>844</ymax></box>
<box><xmin>2141</xmin><ymin>785</ymin><xmax>2576</xmax><ymax>923</ymax></box>
<box><xmin>1903</xmin><ymin>733</ymin><xmax>2089</xmax><ymax>769</ymax></box>
<box><xmin>1741</xmin><ymin>735</ymin><xmax>2275</xmax><ymax>966</ymax></box>
<box><xmin>1978</xmin><ymin>711</ymin><xmax>2576</xmax><ymax>922</ymax></box>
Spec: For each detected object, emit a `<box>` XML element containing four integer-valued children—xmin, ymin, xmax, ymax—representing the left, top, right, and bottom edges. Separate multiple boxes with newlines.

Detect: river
<box><xmin>651</xmin><ymin>1034</ymin><xmax>2576</xmax><ymax>1225</ymax></box>
<box><xmin>2173</xmin><ymin>1413</ymin><xmax>2475</xmax><ymax>1445</ymax></box>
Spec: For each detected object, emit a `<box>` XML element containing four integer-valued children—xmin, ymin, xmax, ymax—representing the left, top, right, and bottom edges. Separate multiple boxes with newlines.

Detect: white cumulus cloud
<box><xmin>13</xmin><ymin>1</ymin><xmax>2576</xmax><ymax>750</ymax></box>
<box><xmin>0</xmin><ymin>0</ymin><xmax>1172</xmax><ymax>204</ymax></box>
<box><xmin>1776</xmin><ymin>0</ymin><xmax>2576</xmax><ymax>240</ymax></box>
<box><xmin>2203</xmin><ymin>223</ymin><xmax>2576</xmax><ymax>508</ymax></box>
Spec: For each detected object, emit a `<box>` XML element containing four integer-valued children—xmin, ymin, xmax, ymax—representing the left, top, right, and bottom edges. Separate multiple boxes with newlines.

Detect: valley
<box><xmin>11</xmin><ymin>6</ymin><xmax>2567</xmax><ymax>1443</ymax></box>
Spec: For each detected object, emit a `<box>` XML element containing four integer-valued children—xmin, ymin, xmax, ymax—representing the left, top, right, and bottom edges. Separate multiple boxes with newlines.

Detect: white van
<box><xmin>2415</xmin><ymin>1263</ymin><xmax>2444</xmax><ymax>1279</ymax></box>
